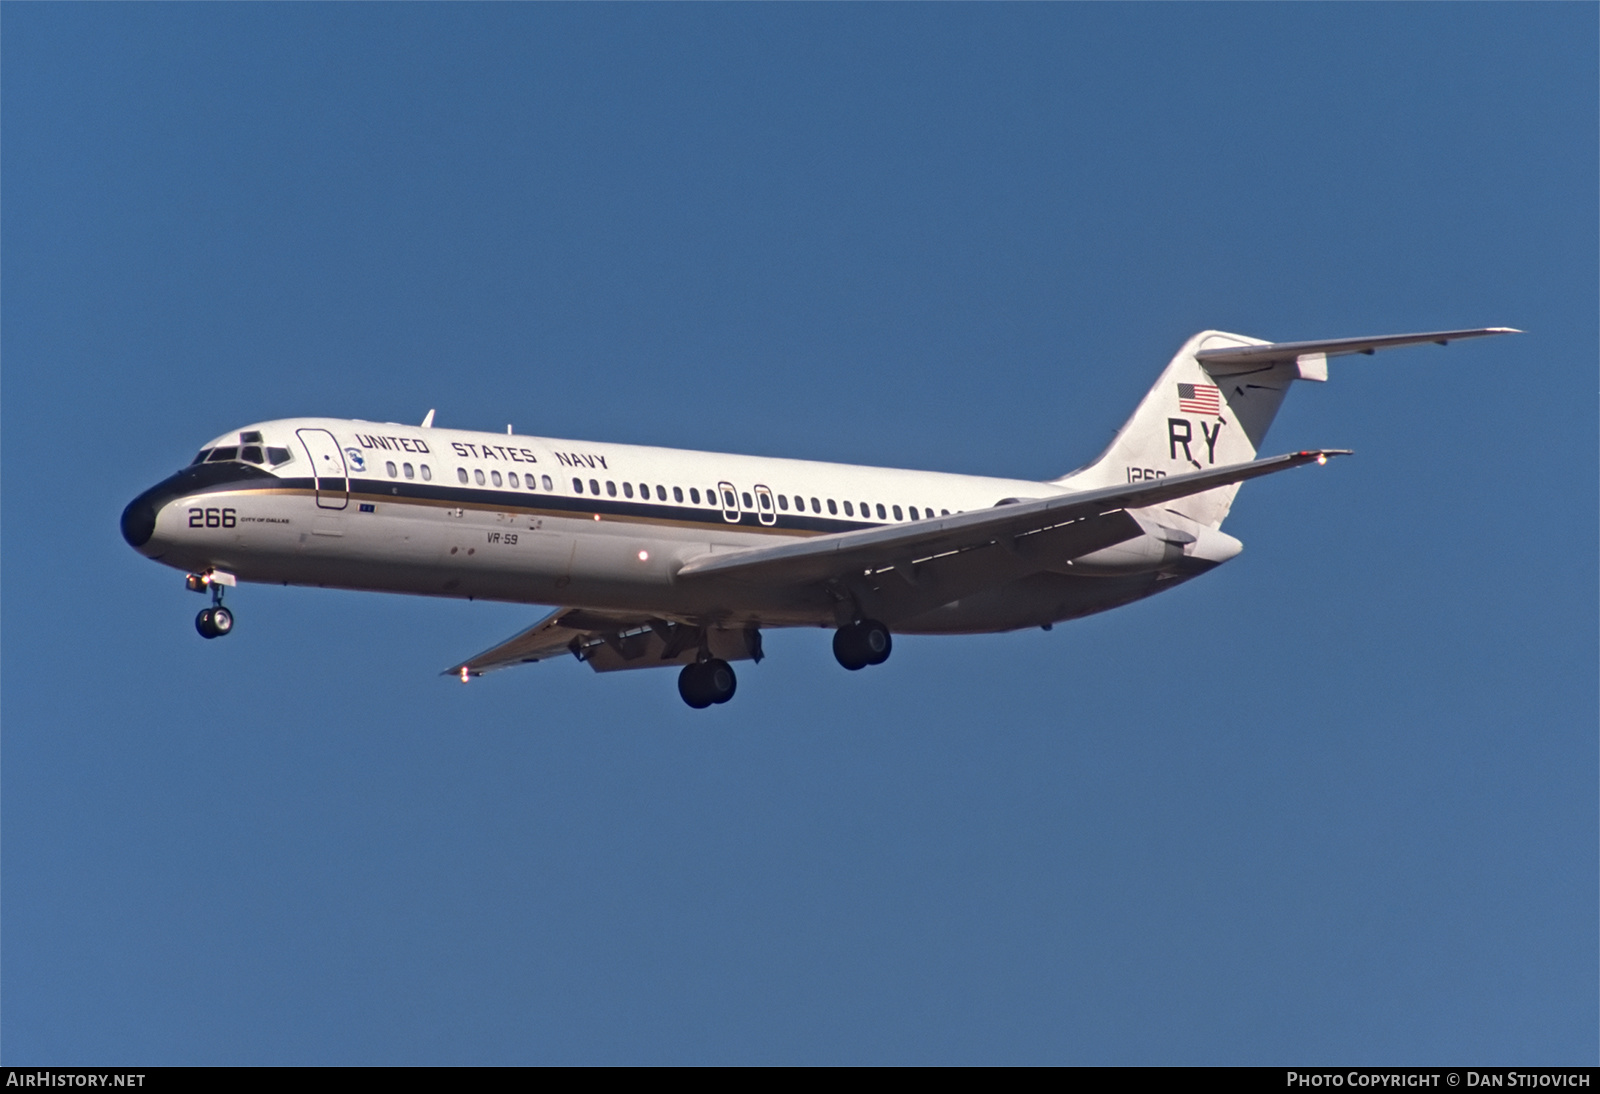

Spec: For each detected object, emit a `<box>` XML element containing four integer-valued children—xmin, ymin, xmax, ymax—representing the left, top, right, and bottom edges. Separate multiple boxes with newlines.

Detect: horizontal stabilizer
<box><xmin>1196</xmin><ymin>327</ymin><xmax>1519</xmax><ymax>374</ymax></box>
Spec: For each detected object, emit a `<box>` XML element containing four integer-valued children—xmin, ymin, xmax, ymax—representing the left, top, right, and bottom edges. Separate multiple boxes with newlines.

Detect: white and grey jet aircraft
<box><xmin>121</xmin><ymin>327</ymin><xmax>1515</xmax><ymax>707</ymax></box>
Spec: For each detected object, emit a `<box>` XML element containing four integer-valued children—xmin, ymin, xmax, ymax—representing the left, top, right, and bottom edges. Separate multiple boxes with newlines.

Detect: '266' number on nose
<box><xmin>188</xmin><ymin>507</ymin><xmax>237</xmax><ymax>529</ymax></box>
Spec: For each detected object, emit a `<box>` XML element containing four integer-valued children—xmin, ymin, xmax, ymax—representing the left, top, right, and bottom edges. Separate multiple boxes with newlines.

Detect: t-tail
<box><xmin>1055</xmin><ymin>326</ymin><xmax>1520</xmax><ymax>528</ymax></box>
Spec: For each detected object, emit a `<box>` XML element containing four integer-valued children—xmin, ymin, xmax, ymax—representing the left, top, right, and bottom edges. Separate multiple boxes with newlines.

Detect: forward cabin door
<box><xmin>296</xmin><ymin>428</ymin><xmax>349</xmax><ymax>510</ymax></box>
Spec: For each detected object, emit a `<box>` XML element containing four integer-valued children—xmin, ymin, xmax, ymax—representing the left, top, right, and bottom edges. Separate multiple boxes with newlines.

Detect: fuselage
<box><xmin>121</xmin><ymin>417</ymin><xmax>1223</xmax><ymax>636</ymax></box>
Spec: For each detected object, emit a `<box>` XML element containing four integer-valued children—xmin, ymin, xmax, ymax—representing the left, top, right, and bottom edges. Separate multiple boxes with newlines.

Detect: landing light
<box><xmin>1316</xmin><ymin>453</ymin><xmax>1327</xmax><ymax>466</ymax></box>
<box><xmin>638</xmin><ymin>550</ymin><xmax>649</xmax><ymax>562</ymax></box>
<box><xmin>460</xmin><ymin>666</ymin><xmax>470</xmax><ymax>684</ymax></box>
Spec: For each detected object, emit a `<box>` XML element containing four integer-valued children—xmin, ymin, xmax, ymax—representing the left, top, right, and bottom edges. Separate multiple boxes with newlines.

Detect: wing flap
<box><xmin>674</xmin><ymin>448</ymin><xmax>1348</xmax><ymax>587</ymax></box>
<box><xmin>441</xmin><ymin>607</ymin><xmax>591</xmax><ymax>677</ymax></box>
<box><xmin>1195</xmin><ymin>327</ymin><xmax>1519</xmax><ymax>373</ymax></box>
<box><xmin>443</xmin><ymin>608</ymin><xmax>762</xmax><ymax>678</ymax></box>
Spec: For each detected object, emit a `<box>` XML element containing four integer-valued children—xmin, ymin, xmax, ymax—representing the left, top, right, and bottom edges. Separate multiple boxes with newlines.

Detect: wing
<box><xmin>443</xmin><ymin>607</ymin><xmax>761</xmax><ymax>678</ymax></box>
<box><xmin>1195</xmin><ymin>327</ymin><xmax>1519</xmax><ymax>374</ymax></box>
<box><xmin>674</xmin><ymin>448</ymin><xmax>1349</xmax><ymax>587</ymax></box>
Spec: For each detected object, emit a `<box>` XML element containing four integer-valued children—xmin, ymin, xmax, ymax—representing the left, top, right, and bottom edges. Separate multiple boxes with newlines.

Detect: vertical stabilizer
<box><xmin>1055</xmin><ymin>330</ymin><xmax>1307</xmax><ymax>528</ymax></box>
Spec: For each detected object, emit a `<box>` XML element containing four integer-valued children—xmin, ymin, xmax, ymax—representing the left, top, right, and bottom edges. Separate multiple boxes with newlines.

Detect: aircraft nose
<box><xmin>120</xmin><ymin>490</ymin><xmax>159</xmax><ymax>549</ymax></box>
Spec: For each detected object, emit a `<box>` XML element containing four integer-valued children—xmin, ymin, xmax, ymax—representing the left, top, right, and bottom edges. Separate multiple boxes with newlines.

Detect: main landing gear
<box><xmin>678</xmin><ymin>658</ymin><xmax>737</xmax><ymax>709</ymax></box>
<box><xmin>833</xmin><ymin>618</ymin><xmax>891</xmax><ymax>671</ymax></box>
<box><xmin>188</xmin><ymin>570</ymin><xmax>236</xmax><ymax>639</ymax></box>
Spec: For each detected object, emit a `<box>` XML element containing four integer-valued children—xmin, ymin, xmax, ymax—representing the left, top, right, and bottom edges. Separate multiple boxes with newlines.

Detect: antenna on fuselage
<box><xmin>420</xmin><ymin>409</ymin><xmax>436</xmax><ymax>428</ymax></box>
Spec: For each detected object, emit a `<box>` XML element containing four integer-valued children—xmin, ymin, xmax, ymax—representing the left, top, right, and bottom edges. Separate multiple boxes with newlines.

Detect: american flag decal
<box><xmin>1177</xmin><ymin>382</ymin><xmax>1220</xmax><ymax>415</ymax></box>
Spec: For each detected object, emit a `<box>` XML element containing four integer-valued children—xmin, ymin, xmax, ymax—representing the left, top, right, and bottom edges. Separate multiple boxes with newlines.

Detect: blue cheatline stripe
<box><xmin>183</xmin><ymin>474</ymin><xmax>883</xmax><ymax>536</ymax></box>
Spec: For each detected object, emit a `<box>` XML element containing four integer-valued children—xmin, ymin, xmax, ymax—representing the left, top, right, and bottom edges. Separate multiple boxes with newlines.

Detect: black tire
<box><xmin>678</xmin><ymin>663</ymin><xmax>714</xmax><ymax>709</ymax></box>
<box><xmin>833</xmin><ymin>620</ymin><xmax>892</xmax><ymax>670</ymax></box>
<box><xmin>833</xmin><ymin>625</ymin><xmax>868</xmax><ymax>670</ymax></box>
<box><xmin>195</xmin><ymin>608</ymin><xmax>219</xmax><ymax>639</ymax></box>
<box><xmin>706</xmin><ymin>659</ymin><xmax>737</xmax><ymax>704</ymax></box>
<box><xmin>210</xmin><ymin>606</ymin><xmax>234</xmax><ymax>636</ymax></box>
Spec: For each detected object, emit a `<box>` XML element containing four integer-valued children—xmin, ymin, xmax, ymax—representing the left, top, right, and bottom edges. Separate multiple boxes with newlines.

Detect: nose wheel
<box><xmin>188</xmin><ymin>570</ymin><xmax>237</xmax><ymax>639</ymax></box>
<box><xmin>833</xmin><ymin>619</ymin><xmax>891</xmax><ymax>671</ymax></box>
<box><xmin>678</xmin><ymin>659</ymin><xmax>737</xmax><ymax>708</ymax></box>
<box><xmin>196</xmin><ymin>605</ymin><xmax>234</xmax><ymax>639</ymax></box>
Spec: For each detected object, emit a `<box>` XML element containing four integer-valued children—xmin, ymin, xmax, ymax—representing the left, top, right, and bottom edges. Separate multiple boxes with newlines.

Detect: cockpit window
<box><xmin>267</xmin><ymin>447</ymin><xmax>292</xmax><ymax>466</ymax></box>
<box><xmin>239</xmin><ymin>430</ymin><xmax>264</xmax><ymax>444</ymax></box>
<box><xmin>191</xmin><ymin>449</ymin><xmax>213</xmax><ymax>465</ymax></box>
<box><xmin>240</xmin><ymin>445</ymin><xmax>264</xmax><ymax>464</ymax></box>
<box><xmin>206</xmin><ymin>446</ymin><xmax>239</xmax><ymax>462</ymax></box>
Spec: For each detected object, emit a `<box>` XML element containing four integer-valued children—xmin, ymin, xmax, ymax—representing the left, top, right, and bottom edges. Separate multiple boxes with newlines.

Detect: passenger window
<box><xmin>458</xmin><ymin>468</ymin><xmax>469</xmax><ymax>484</ymax></box>
<box><xmin>606</xmin><ymin>481</ymin><xmax>617</xmax><ymax>497</ymax></box>
<box><xmin>908</xmin><ymin>506</ymin><xmax>918</xmax><ymax>521</ymax></box>
<box><xmin>386</xmin><ymin>461</ymin><xmax>397</xmax><ymax>477</ymax></box>
<box><xmin>404</xmin><ymin>463</ymin><xmax>415</xmax><ymax>480</ymax></box>
<box><xmin>843</xmin><ymin>501</ymin><xmax>853</xmax><ymax>516</ymax></box>
<box><xmin>810</xmin><ymin>497</ymin><xmax>821</xmax><ymax>513</ymax></box>
<box><xmin>741</xmin><ymin>492</ymin><xmax>753</xmax><ymax>508</ymax></box>
<box><xmin>541</xmin><ymin>475</ymin><xmax>552</xmax><ymax>491</ymax></box>
<box><xmin>673</xmin><ymin>486</ymin><xmax>684</xmax><ymax>502</ymax></box>
<box><xmin>778</xmin><ymin>495</ymin><xmax>788</xmax><ymax>511</ymax></box>
<box><xmin>421</xmin><ymin>465</ymin><xmax>432</xmax><ymax>481</ymax></box>
<box><xmin>240</xmin><ymin>446</ymin><xmax>264</xmax><ymax>464</ymax></box>
<box><xmin>491</xmin><ymin>471</ymin><xmax>503</xmax><ymax>487</ymax></box>
<box><xmin>827</xmin><ymin>499</ymin><xmax>837</xmax><ymax>515</ymax></box>
<box><xmin>892</xmin><ymin>505</ymin><xmax>902</xmax><ymax>520</ymax></box>
<box><xmin>723</xmin><ymin>489</ymin><xmax>737</xmax><ymax>508</ymax></box>
<box><xmin>758</xmin><ymin>493</ymin><xmax>771</xmax><ymax>510</ymax></box>
<box><xmin>207</xmin><ymin>446</ymin><xmax>239</xmax><ymax>462</ymax></box>
<box><xmin>689</xmin><ymin>488</ymin><xmax>700</xmax><ymax>504</ymax></box>
<box><xmin>509</xmin><ymin>472</ymin><xmax>520</xmax><ymax>488</ymax></box>
<box><xmin>941</xmin><ymin>509</ymin><xmax>949</xmax><ymax>516</ymax></box>
<box><xmin>268</xmin><ymin>448</ymin><xmax>293</xmax><ymax>466</ymax></box>
<box><xmin>474</xmin><ymin>469</ymin><xmax>486</xmax><ymax>486</ymax></box>
<box><xmin>641</xmin><ymin>483</ymin><xmax>651</xmax><ymax>499</ymax></box>
<box><xmin>876</xmin><ymin>503</ymin><xmax>886</xmax><ymax>519</ymax></box>
<box><xmin>590</xmin><ymin>479</ymin><xmax>600</xmax><ymax>495</ymax></box>
<box><xmin>573</xmin><ymin>478</ymin><xmax>584</xmax><ymax>493</ymax></box>
<box><xmin>623</xmin><ymin>482</ymin><xmax>634</xmax><ymax>498</ymax></box>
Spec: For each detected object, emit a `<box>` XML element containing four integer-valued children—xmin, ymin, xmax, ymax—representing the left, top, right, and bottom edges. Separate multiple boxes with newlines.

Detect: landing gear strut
<box><xmin>833</xmin><ymin>619</ymin><xmax>891</xmax><ymax>671</ymax></box>
<box><xmin>189</xmin><ymin>571</ymin><xmax>236</xmax><ymax>639</ymax></box>
<box><xmin>678</xmin><ymin>659</ymin><xmax>737</xmax><ymax>708</ymax></box>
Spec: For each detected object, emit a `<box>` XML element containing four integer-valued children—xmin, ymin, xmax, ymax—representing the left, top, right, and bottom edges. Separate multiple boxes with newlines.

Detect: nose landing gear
<box><xmin>188</xmin><ymin>569</ymin><xmax>237</xmax><ymax>639</ymax></box>
<box><xmin>196</xmin><ymin>605</ymin><xmax>234</xmax><ymax>639</ymax></box>
<box><xmin>678</xmin><ymin>658</ymin><xmax>737</xmax><ymax>708</ymax></box>
<box><xmin>833</xmin><ymin>619</ymin><xmax>891</xmax><ymax>671</ymax></box>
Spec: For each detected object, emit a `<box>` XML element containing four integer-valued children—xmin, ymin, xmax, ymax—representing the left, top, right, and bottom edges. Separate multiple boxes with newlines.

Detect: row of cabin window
<box><xmin>565</xmin><ymin>476</ymin><xmax>946</xmax><ymax>523</ymax></box>
<box><xmin>435</xmin><ymin>465</ymin><xmax>948</xmax><ymax>522</ymax></box>
<box><xmin>775</xmin><ymin>494</ymin><xmax>947</xmax><ymax>522</ymax></box>
<box><xmin>448</xmin><ymin>466</ymin><xmax>555</xmax><ymax>490</ymax></box>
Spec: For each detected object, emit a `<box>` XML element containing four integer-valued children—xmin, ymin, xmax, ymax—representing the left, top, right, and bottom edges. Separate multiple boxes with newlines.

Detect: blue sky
<box><xmin>3</xmin><ymin>4</ymin><xmax>1594</xmax><ymax>1064</ymax></box>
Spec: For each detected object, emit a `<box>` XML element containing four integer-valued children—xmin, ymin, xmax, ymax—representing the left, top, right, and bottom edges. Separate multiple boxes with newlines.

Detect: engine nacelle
<box><xmin>1065</xmin><ymin>519</ymin><xmax>1242</xmax><ymax>575</ymax></box>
